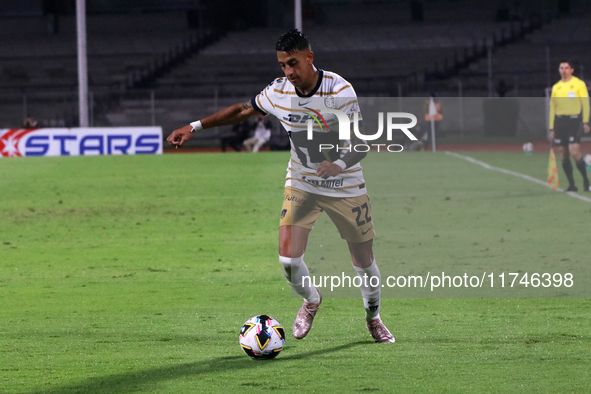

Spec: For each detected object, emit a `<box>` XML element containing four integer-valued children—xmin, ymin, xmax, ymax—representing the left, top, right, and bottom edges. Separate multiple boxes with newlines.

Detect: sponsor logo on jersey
<box><xmin>303</xmin><ymin>107</ymin><xmax>329</xmax><ymax>132</ymax></box>
<box><xmin>284</xmin><ymin>195</ymin><xmax>304</xmax><ymax>203</ymax></box>
<box><xmin>302</xmin><ymin>176</ymin><xmax>343</xmax><ymax>188</ymax></box>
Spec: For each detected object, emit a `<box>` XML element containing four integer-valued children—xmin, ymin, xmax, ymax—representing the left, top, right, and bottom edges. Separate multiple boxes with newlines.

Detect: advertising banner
<box><xmin>0</xmin><ymin>127</ymin><xmax>162</xmax><ymax>157</ymax></box>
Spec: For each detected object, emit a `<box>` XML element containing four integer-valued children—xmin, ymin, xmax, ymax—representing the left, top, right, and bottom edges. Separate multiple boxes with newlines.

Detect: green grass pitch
<box><xmin>1</xmin><ymin>151</ymin><xmax>590</xmax><ymax>393</ymax></box>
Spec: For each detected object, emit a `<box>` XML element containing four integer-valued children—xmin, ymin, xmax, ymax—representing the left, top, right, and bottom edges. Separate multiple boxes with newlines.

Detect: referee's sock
<box><xmin>575</xmin><ymin>159</ymin><xmax>590</xmax><ymax>188</ymax></box>
<box><xmin>562</xmin><ymin>158</ymin><xmax>576</xmax><ymax>188</ymax></box>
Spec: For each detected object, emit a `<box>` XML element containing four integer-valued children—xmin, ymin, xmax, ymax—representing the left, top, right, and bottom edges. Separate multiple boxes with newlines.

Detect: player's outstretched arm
<box><xmin>167</xmin><ymin>101</ymin><xmax>258</xmax><ymax>148</ymax></box>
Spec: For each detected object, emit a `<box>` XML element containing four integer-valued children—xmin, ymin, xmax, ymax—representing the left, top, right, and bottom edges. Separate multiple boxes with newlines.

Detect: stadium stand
<box><xmin>107</xmin><ymin>20</ymin><xmax>532</xmax><ymax>135</ymax></box>
<box><xmin>154</xmin><ymin>23</ymin><xmax>519</xmax><ymax>97</ymax></box>
<box><xmin>0</xmin><ymin>12</ymin><xmax>207</xmax><ymax>127</ymax></box>
<box><xmin>448</xmin><ymin>16</ymin><xmax>591</xmax><ymax>97</ymax></box>
<box><xmin>1</xmin><ymin>0</ymin><xmax>590</xmax><ymax>140</ymax></box>
<box><xmin>0</xmin><ymin>13</ymin><xmax>198</xmax><ymax>89</ymax></box>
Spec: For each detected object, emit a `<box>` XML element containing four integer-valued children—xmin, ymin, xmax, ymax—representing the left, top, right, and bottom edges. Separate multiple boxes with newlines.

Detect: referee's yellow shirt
<box><xmin>549</xmin><ymin>76</ymin><xmax>590</xmax><ymax>129</ymax></box>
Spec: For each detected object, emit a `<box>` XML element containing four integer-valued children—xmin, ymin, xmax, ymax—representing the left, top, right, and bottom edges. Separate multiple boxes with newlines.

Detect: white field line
<box><xmin>444</xmin><ymin>151</ymin><xmax>591</xmax><ymax>204</ymax></box>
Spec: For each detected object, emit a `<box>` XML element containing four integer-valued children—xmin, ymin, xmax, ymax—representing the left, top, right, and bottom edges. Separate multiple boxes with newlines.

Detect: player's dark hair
<box><xmin>276</xmin><ymin>29</ymin><xmax>311</xmax><ymax>52</ymax></box>
<box><xmin>559</xmin><ymin>60</ymin><xmax>574</xmax><ymax>68</ymax></box>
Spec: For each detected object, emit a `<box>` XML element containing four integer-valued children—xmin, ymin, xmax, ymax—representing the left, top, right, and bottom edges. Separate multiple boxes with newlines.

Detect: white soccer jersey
<box><xmin>251</xmin><ymin>69</ymin><xmax>368</xmax><ymax>198</ymax></box>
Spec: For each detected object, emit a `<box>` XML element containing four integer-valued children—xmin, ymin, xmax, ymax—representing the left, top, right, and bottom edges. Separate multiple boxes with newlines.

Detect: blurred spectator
<box><xmin>269</xmin><ymin>125</ymin><xmax>291</xmax><ymax>151</ymax></box>
<box><xmin>220</xmin><ymin>121</ymin><xmax>250</xmax><ymax>152</ymax></box>
<box><xmin>407</xmin><ymin>93</ymin><xmax>443</xmax><ymax>151</ymax></box>
<box><xmin>405</xmin><ymin>123</ymin><xmax>429</xmax><ymax>151</ymax></box>
<box><xmin>243</xmin><ymin>114</ymin><xmax>272</xmax><ymax>152</ymax></box>
<box><xmin>22</xmin><ymin>117</ymin><xmax>38</xmax><ymax>128</ymax></box>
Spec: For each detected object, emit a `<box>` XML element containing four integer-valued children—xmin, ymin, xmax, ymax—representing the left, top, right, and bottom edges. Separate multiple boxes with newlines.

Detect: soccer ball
<box><xmin>522</xmin><ymin>142</ymin><xmax>533</xmax><ymax>153</ymax></box>
<box><xmin>239</xmin><ymin>315</ymin><xmax>285</xmax><ymax>359</ymax></box>
<box><xmin>584</xmin><ymin>154</ymin><xmax>591</xmax><ymax>166</ymax></box>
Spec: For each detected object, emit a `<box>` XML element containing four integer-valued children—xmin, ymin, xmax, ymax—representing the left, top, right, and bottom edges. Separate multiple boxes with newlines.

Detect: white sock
<box><xmin>353</xmin><ymin>256</ymin><xmax>381</xmax><ymax>321</ymax></box>
<box><xmin>279</xmin><ymin>255</ymin><xmax>320</xmax><ymax>303</ymax></box>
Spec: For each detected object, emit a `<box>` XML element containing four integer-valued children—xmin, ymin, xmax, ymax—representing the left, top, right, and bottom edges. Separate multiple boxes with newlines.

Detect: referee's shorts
<box><xmin>553</xmin><ymin>114</ymin><xmax>582</xmax><ymax>147</ymax></box>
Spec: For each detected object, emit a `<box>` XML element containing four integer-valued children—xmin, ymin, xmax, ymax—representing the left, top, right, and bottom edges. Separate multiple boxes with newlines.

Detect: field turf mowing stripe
<box><xmin>1</xmin><ymin>152</ymin><xmax>590</xmax><ymax>393</ymax></box>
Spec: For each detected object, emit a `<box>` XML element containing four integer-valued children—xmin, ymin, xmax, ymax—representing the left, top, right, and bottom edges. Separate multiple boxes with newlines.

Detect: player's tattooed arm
<box><xmin>200</xmin><ymin>101</ymin><xmax>258</xmax><ymax>128</ymax></box>
<box><xmin>167</xmin><ymin>100</ymin><xmax>258</xmax><ymax>148</ymax></box>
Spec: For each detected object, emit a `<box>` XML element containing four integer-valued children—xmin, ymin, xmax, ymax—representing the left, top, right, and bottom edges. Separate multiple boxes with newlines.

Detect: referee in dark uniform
<box><xmin>549</xmin><ymin>61</ymin><xmax>590</xmax><ymax>192</ymax></box>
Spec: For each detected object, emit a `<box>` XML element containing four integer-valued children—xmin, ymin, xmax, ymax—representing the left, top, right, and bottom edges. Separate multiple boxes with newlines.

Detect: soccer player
<box><xmin>167</xmin><ymin>29</ymin><xmax>395</xmax><ymax>343</ymax></box>
<box><xmin>549</xmin><ymin>60</ymin><xmax>590</xmax><ymax>192</ymax></box>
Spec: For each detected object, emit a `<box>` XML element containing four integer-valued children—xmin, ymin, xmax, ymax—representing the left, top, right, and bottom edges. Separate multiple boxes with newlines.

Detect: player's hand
<box><xmin>167</xmin><ymin>125</ymin><xmax>193</xmax><ymax>148</ymax></box>
<box><xmin>584</xmin><ymin>123</ymin><xmax>590</xmax><ymax>134</ymax></box>
<box><xmin>316</xmin><ymin>161</ymin><xmax>342</xmax><ymax>179</ymax></box>
<box><xmin>548</xmin><ymin>130</ymin><xmax>554</xmax><ymax>142</ymax></box>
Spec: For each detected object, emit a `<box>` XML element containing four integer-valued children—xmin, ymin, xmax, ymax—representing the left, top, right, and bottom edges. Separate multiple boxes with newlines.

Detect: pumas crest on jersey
<box><xmin>324</xmin><ymin>96</ymin><xmax>335</xmax><ymax>108</ymax></box>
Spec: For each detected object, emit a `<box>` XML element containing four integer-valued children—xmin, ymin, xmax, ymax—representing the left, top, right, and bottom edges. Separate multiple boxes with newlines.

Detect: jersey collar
<box><xmin>295</xmin><ymin>69</ymin><xmax>324</xmax><ymax>98</ymax></box>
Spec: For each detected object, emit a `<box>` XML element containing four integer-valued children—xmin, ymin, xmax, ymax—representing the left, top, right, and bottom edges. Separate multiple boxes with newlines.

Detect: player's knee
<box><xmin>278</xmin><ymin>225</ymin><xmax>294</xmax><ymax>257</ymax></box>
<box><xmin>348</xmin><ymin>240</ymin><xmax>374</xmax><ymax>267</ymax></box>
<box><xmin>279</xmin><ymin>238</ymin><xmax>290</xmax><ymax>257</ymax></box>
